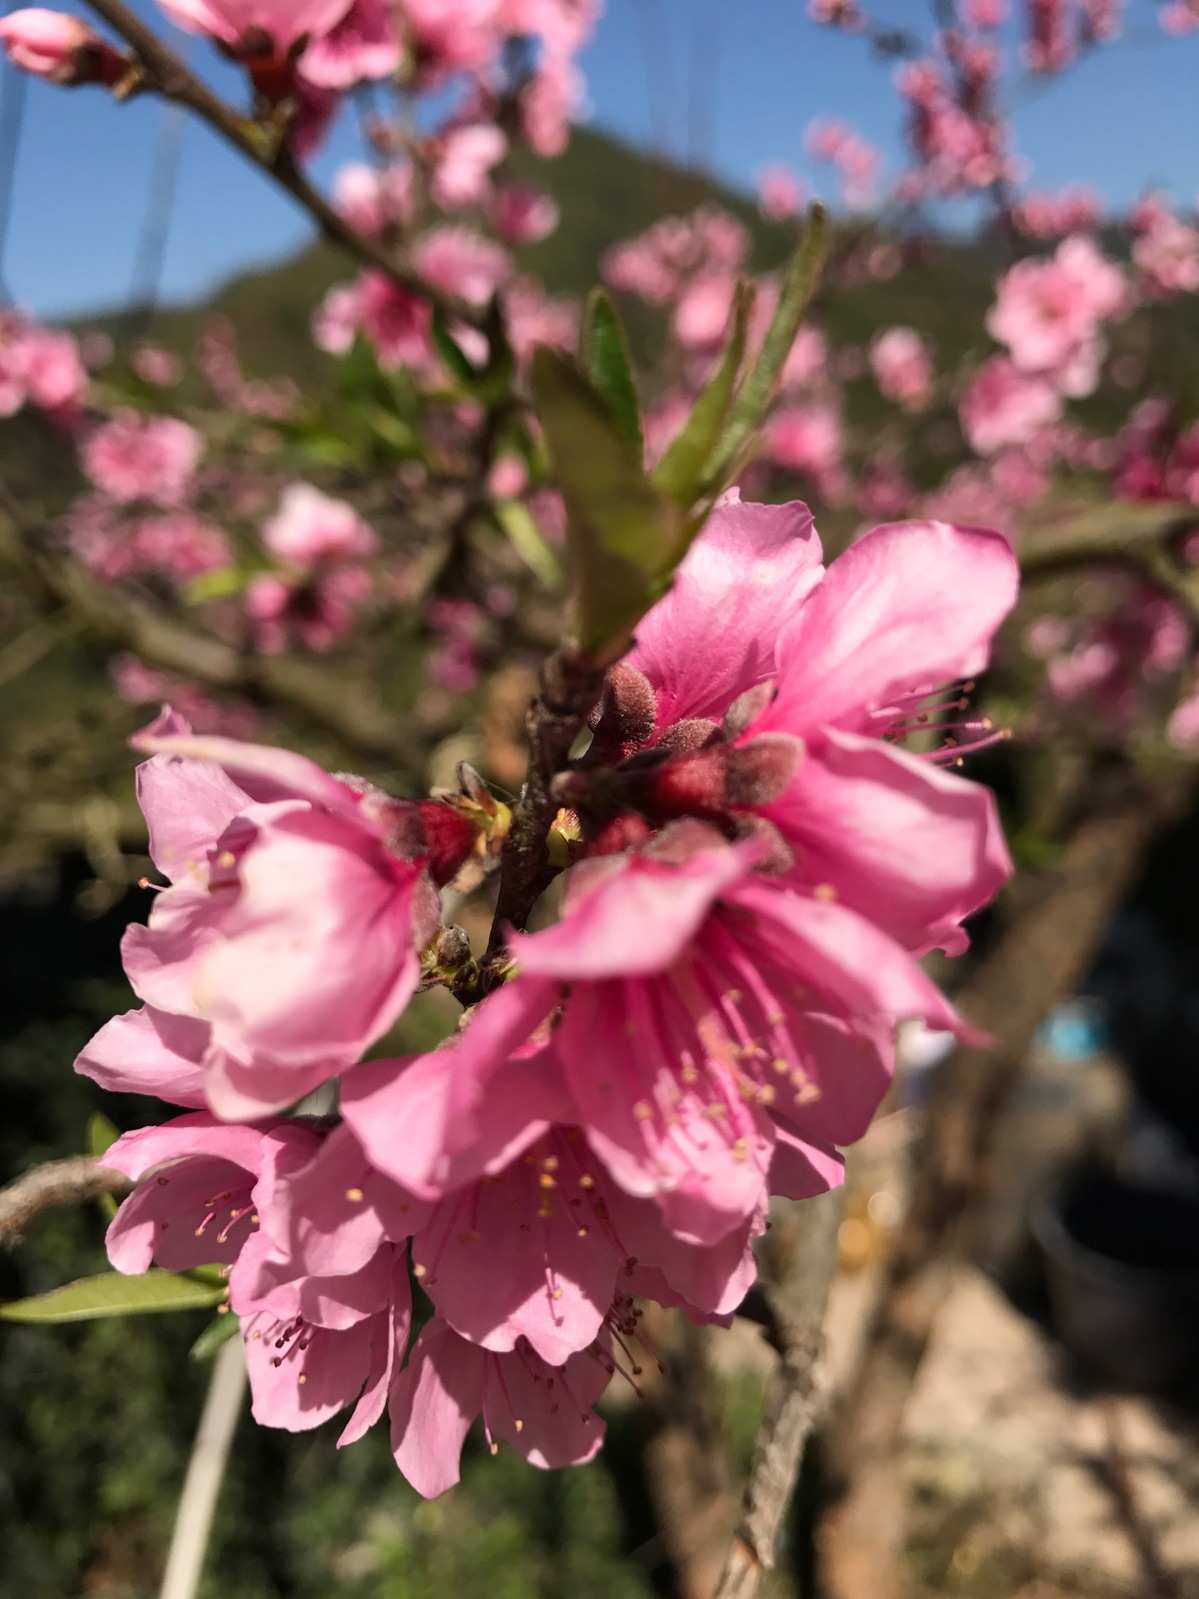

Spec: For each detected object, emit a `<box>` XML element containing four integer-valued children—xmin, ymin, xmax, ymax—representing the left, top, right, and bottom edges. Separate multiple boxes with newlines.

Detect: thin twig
<box><xmin>0</xmin><ymin>1155</ymin><xmax>130</xmax><ymax>1246</ymax></box>
<box><xmin>81</xmin><ymin>0</ymin><xmax>481</xmax><ymax>326</ymax></box>
<box><xmin>714</xmin><ymin>1190</ymin><xmax>843</xmax><ymax>1599</ymax></box>
<box><xmin>481</xmin><ymin>645</ymin><xmax>606</xmax><ymax>963</ymax></box>
<box><xmin>1019</xmin><ymin>502</ymin><xmax>1199</xmax><ymax>629</ymax></box>
<box><xmin>159</xmin><ymin>1335</ymin><xmax>247</xmax><ymax>1599</ymax></box>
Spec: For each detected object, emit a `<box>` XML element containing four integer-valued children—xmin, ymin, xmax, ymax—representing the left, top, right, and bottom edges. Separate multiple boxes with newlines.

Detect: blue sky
<box><xmin>2</xmin><ymin>0</ymin><xmax>1196</xmax><ymax>319</ymax></box>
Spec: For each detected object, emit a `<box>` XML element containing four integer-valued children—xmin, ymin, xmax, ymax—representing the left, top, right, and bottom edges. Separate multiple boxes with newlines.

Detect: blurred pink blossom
<box><xmin>82</xmin><ymin>413</ymin><xmax>202</xmax><ymax>506</ymax></box>
<box><xmin>870</xmin><ymin>326</ymin><xmax>933</xmax><ymax>412</ymax></box>
<box><xmin>493</xmin><ymin>184</ymin><xmax>559</xmax><ymax>244</ymax></box>
<box><xmin>960</xmin><ymin>356</ymin><xmax>1061</xmax><ymax>455</ymax></box>
<box><xmin>758</xmin><ymin>165</ymin><xmax>804</xmax><ymax>220</ymax></box>
<box><xmin>430</xmin><ymin>124</ymin><xmax>507</xmax><ymax>210</ymax></box>
<box><xmin>0</xmin><ymin>7</ymin><xmax>125</xmax><ymax>83</ymax></box>
<box><xmin>299</xmin><ymin>0</ymin><xmax>399</xmax><ymax>87</ymax></box>
<box><xmin>263</xmin><ymin>485</ymin><xmax>379</xmax><ymax>566</ymax></box>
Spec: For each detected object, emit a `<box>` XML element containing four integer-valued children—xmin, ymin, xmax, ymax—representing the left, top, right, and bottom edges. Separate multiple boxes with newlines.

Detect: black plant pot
<box><xmin>1033</xmin><ymin>1164</ymin><xmax>1199</xmax><ymax>1392</ymax></box>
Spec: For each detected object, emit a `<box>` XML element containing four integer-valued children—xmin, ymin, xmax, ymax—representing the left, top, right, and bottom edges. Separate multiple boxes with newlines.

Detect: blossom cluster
<box><xmin>79</xmin><ymin>497</ymin><xmax>1017</xmax><ymax>1494</ymax></box>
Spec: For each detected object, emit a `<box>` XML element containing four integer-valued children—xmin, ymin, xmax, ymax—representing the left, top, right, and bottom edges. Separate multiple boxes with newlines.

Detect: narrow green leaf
<box><xmin>86</xmin><ymin>1113</ymin><xmax>120</xmax><ymax>1159</ymax></box>
<box><xmin>432</xmin><ymin>311</ymin><xmax>481</xmax><ymax>391</ymax></box>
<box><xmin>337</xmin><ymin>332</ymin><xmax>387</xmax><ymax>399</ymax></box>
<box><xmin>653</xmin><ymin>280</ymin><xmax>753</xmax><ymax>507</ymax></box>
<box><xmin>494</xmin><ymin>499</ymin><xmax>563</xmax><ymax>589</ymax></box>
<box><xmin>86</xmin><ymin>1113</ymin><xmax>123</xmax><ymax>1221</ymax></box>
<box><xmin>705</xmin><ymin>204</ymin><xmax>827</xmax><ymax>492</ymax></box>
<box><xmin>530</xmin><ymin>348</ymin><xmax>678</xmax><ymax>661</ymax></box>
<box><xmin>190</xmin><ymin>1310</ymin><xmax>240</xmax><ymax>1363</ymax></box>
<box><xmin>582</xmin><ymin>290</ymin><xmax>643</xmax><ymax>457</ymax></box>
<box><xmin>0</xmin><ymin>1270</ymin><xmax>227</xmax><ymax>1325</ymax></box>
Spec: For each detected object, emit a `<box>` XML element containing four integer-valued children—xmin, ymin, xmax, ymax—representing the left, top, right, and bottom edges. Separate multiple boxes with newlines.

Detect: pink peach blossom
<box><xmin>758</xmin><ymin>165</ymin><xmax>804</xmax><ymax>220</ymax></box>
<box><xmin>870</xmin><ymin>326</ymin><xmax>933</xmax><ymax>411</ymax></box>
<box><xmin>344</xmin><ymin>833</ymin><xmax>957</xmax><ymax>1246</ymax></box>
<box><xmin>299</xmin><ymin>0</ymin><xmax>399</xmax><ymax>86</ymax></box>
<box><xmin>82</xmin><ymin>413</ymin><xmax>202</xmax><ymax>507</ymax></box>
<box><xmin>262</xmin><ymin>484</ymin><xmax>378</xmax><ymax>566</ymax></box>
<box><xmin>493</xmin><ymin>183</ymin><xmax>560</xmax><ymax>244</ymax></box>
<box><xmin>412</xmin><ymin>228</ymin><xmax>510</xmax><ymax>307</ymax></box>
<box><xmin>960</xmin><ymin>356</ymin><xmax>1061</xmax><ymax>454</ymax></box>
<box><xmin>430</xmin><ymin>124</ymin><xmax>507</xmax><ymax>210</ymax></box>
<box><xmin>75</xmin><ymin>709</ymin><xmax>470</xmax><ymax>1118</ymax></box>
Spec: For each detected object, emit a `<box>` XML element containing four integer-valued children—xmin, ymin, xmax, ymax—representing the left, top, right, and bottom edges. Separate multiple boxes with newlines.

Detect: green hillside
<box><xmin>76</xmin><ymin>124</ymin><xmax>1000</xmax><ymax>382</ymax></box>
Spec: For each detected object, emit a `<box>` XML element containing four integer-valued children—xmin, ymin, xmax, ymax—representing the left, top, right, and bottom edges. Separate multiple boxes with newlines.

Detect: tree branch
<box><xmin>481</xmin><ymin>645</ymin><xmax>606</xmax><ymax>960</ymax></box>
<box><xmin>81</xmin><ymin>0</ymin><xmax>482</xmax><ymax>326</ymax></box>
<box><xmin>0</xmin><ymin>508</ymin><xmax>417</xmax><ymax>768</ymax></box>
<box><xmin>0</xmin><ymin>1155</ymin><xmax>130</xmax><ymax>1246</ymax></box>
<box><xmin>817</xmin><ymin>759</ymin><xmax>1199</xmax><ymax>1599</ymax></box>
<box><xmin>1019</xmin><ymin>502</ymin><xmax>1199</xmax><ymax>628</ymax></box>
<box><xmin>714</xmin><ymin>1190</ymin><xmax>843</xmax><ymax>1599</ymax></box>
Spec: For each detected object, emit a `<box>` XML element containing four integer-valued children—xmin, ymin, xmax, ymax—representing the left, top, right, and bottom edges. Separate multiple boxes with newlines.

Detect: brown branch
<box><xmin>1019</xmin><ymin>502</ymin><xmax>1199</xmax><ymax>629</ymax></box>
<box><xmin>0</xmin><ymin>1156</ymin><xmax>130</xmax><ymax>1246</ymax></box>
<box><xmin>714</xmin><ymin>1189</ymin><xmax>843</xmax><ymax>1599</ymax></box>
<box><xmin>817</xmin><ymin>759</ymin><xmax>1199</xmax><ymax>1599</ymax></box>
<box><xmin>81</xmin><ymin>0</ymin><xmax>481</xmax><ymax>326</ymax></box>
<box><xmin>0</xmin><ymin>508</ymin><xmax>416</xmax><ymax>768</ymax></box>
<box><xmin>480</xmin><ymin>645</ymin><xmax>606</xmax><ymax>961</ymax></box>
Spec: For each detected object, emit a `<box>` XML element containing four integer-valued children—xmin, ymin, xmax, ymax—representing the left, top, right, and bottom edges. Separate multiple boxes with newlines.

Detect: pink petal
<box><xmin>339</xmin><ymin>1262</ymin><xmax>410</xmax><ymax>1447</ymax></box>
<box><xmin>732</xmin><ymin>881</ymin><xmax>983</xmax><ymax>1046</ymax></box>
<box><xmin>769</xmin><ymin>1128</ymin><xmax>846</xmax><ymax>1200</ymax></box>
<box><xmin>102</xmin><ymin>1112</ymin><xmax>280</xmax><ymax>1183</ymax></box>
<box><xmin>121</xmin><ymin>885</ymin><xmax>222</xmax><ymax>1016</ymax></box>
<box><xmin>486</xmin><ymin>1340</ymin><xmax>608</xmax><ymax>1470</ymax></box>
<box><xmin>195</xmin><ymin>808</ymin><xmax>422</xmax><ymax>1088</ymax></box>
<box><xmin>605</xmin><ymin>1185</ymin><xmax>761</xmax><ymax>1316</ymax></box>
<box><xmin>245</xmin><ymin>1314</ymin><xmax>379</xmax><ymax>1433</ymax></box>
<box><xmin>629</xmin><ymin>497</ymin><xmax>823</xmax><ymax>730</ymax></box>
<box><xmin>268</xmin><ymin>1124</ymin><xmax>432</xmax><ymax>1281</ymax></box>
<box><xmin>765</xmin><ymin>521</ymin><xmax>1018</xmax><ymax>736</ymax></box>
<box><xmin>553</xmin><ymin>985</ymin><xmax>774</xmax><ymax>1244</ymax></box>
<box><xmin>390</xmin><ymin>1319</ymin><xmax>486</xmax><ymax>1499</ymax></box>
<box><xmin>510</xmin><ymin>844</ymin><xmax>754</xmax><ymax>981</ymax></box>
<box><xmin>412</xmin><ymin>1142</ymin><xmax>615</xmax><ymax>1364</ymax></box>
<box><xmin>761</xmin><ymin>728</ymin><xmax>1012</xmax><ymax>954</ymax></box>
<box><xmin>74</xmin><ymin>1005</ymin><xmax>209</xmax><ymax>1107</ymax></box>
<box><xmin>341</xmin><ymin>976</ymin><xmax>566</xmax><ymax>1196</ymax></box>
<box><xmin>135</xmin><ymin>745</ymin><xmax>252</xmax><ymax>883</ymax></box>
<box><xmin>106</xmin><ymin>1154</ymin><xmax>254</xmax><ymax>1274</ymax></box>
<box><xmin>130</xmin><ymin>724</ymin><xmax>364</xmax><ymax>824</ymax></box>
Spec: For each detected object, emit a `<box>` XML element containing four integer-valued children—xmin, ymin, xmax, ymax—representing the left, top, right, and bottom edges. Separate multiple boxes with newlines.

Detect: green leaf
<box><xmin>705</xmin><ymin>203</ymin><xmax>827</xmax><ymax>492</ymax></box>
<box><xmin>530</xmin><ymin>347</ymin><xmax>679</xmax><ymax>661</ymax></box>
<box><xmin>86</xmin><ymin>1113</ymin><xmax>122</xmax><ymax>1220</ymax></box>
<box><xmin>183</xmin><ymin>564</ymin><xmax>253</xmax><ymax>606</ymax></box>
<box><xmin>493</xmin><ymin>499</ymin><xmax>563</xmax><ymax>589</ymax></box>
<box><xmin>0</xmin><ymin>1270</ymin><xmax>227</xmax><ymax>1325</ymax></box>
<box><xmin>86</xmin><ymin>1113</ymin><xmax>120</xmax><ymax>1159</ymax></box>
<box><xmin>190</xmin><ymin>1310</ymin><xmax>240</xmax><ymax>1363</ymax></box>
<box><xmin>653</xmin><ymin>280</ymin><xmax>753</xmax><ymax>506</ymax></box>
<box><xmin>582</xmin><ymin>290</ymin><xmax>643</xmax><ymax>457</ymax></box>
<box><xmin>432</xmin><ymin>311</ymin><xmax>481</xmax><ymax>391</ymax></box>
<box><xmin>337</xmin><ymin>332</ymin><xmax>388</xmax><ymax>400</ymax></box>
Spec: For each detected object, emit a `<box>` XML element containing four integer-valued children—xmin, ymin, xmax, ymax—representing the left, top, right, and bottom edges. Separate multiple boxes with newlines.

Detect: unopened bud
<box><xmin>0</xmin><ymin>9</ymin><xmax>128</xmax><ymax>86</ymax></box>
<box><xmin>586</xmin><ymin>663</ymin><xmax>658</xmax><ymax>764</ymax></box>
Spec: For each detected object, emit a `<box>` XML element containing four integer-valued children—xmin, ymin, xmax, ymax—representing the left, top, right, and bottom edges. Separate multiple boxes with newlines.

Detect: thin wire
<box><xmin>0</xmin><ymin>29</ymin><xmax>29</xmax><ymax>306</ymax></box>
<box><xmin>124</xmin><ymin>94</ymin><xmax>187</xmax><ymax>336</ymax></box>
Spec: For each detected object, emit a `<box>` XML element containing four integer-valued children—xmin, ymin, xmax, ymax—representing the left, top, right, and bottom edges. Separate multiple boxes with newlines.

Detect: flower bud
<box><xmin>0</xmin><ymin>9</ymin><xmax>127</xmax><ymax>85</ymax></box>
